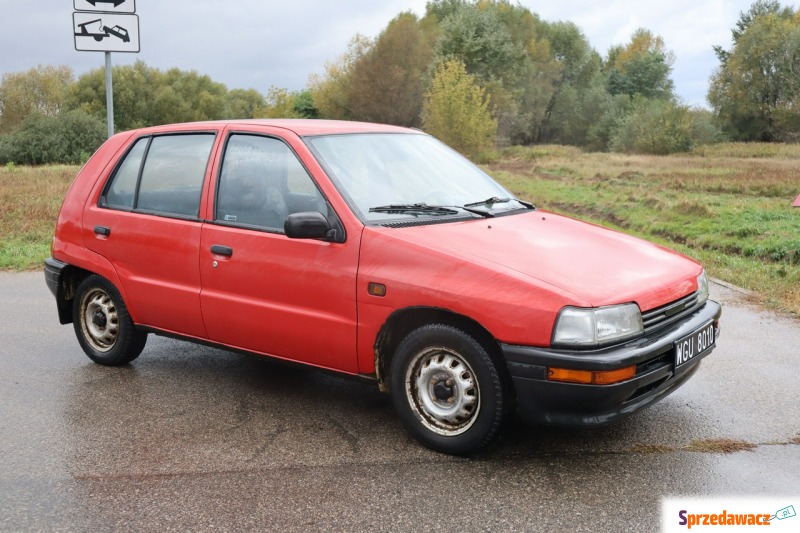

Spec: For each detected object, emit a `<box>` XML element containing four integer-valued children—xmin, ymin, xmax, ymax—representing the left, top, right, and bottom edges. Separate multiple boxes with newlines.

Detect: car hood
<box><xmin>382</xmin><ymin>210</ymin><xmax>699</xmax><ymax>311</ymax></box>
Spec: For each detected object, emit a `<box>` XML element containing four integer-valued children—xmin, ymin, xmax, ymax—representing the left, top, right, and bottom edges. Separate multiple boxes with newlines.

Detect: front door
<box><xmin>198</xmin><ymin>132</ymin><xmax>360</xmax><ymax>373</ymax></box>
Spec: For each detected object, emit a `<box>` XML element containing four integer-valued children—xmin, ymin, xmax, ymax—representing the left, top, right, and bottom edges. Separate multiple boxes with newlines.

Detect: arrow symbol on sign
<box><xmin>86</xmin><ymin>0</ymin><xmax>126</xmax><ymax>7</ymax></box>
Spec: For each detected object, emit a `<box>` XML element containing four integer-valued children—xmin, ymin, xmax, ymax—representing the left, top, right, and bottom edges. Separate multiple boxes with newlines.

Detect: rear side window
<box><xmin>102</xmin><ymin>133</ymin><xmax>215</xmax><ymax>218</ymax></box>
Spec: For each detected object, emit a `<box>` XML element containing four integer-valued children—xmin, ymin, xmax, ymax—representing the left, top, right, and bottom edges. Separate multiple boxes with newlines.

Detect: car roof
<box><xmin>128</xmin><ymin>119</ymin><xmax>419</xmax><ymax>137</ymax></box>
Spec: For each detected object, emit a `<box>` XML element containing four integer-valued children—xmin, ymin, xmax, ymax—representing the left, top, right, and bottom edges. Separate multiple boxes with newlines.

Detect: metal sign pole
<box><xmin>105</xmin><ymin>51</ymin><xmax>114</xmax><ymax>138</ymax></box>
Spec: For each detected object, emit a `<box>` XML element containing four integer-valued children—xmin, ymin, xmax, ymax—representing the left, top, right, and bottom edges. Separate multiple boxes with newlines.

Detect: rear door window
<box><xmin>102</xmin><ymin>133</ymin><xmax>215</xmax><ymax>218</ymax></box>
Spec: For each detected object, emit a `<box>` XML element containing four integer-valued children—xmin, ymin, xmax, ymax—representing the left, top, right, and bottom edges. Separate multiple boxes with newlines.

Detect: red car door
<box><xmin>198</xmin><ymin>130</ymin><xmax>360</xmax><ymax>373</ymax></box>
<box><xmin>83</xmin><ymin>131</ymin><xmax>219</xmax><ymax>338</ymax></box>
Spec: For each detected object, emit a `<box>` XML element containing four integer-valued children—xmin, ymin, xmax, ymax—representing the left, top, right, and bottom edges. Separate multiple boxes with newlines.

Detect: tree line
<box><xmin>0</xmin><ymin>62</ymin><xmax>319</xmax><ymax>165</ymax></box>
<box><xmin>0</xmin><ymin>0</ymin><xmax>797</xmax><ymax>165</ymax></box>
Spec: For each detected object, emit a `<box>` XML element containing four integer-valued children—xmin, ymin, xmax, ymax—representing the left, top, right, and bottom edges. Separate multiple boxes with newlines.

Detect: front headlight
<box><xmin>696</xmin><ymin>270</ymin><xmax>709</xmax><ymax>305</ymax></box>
<box><xmin>552</xmin><ymin>303</ymin><xmax>643</xmax><ymax>347</ymax></box>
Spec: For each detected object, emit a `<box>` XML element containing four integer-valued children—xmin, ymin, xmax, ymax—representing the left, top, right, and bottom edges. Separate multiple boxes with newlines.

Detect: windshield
<box><xmin>305</xmin><ymin>133</ymin><xmax>526</xmax><ymax>222</ymax></box>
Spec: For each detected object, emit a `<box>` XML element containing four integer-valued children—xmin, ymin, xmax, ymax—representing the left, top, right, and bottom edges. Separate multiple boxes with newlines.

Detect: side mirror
<box><xmin>284</xmin><ymin>212</ymin><xmax>335</xmax><ymax>240</ymax></box>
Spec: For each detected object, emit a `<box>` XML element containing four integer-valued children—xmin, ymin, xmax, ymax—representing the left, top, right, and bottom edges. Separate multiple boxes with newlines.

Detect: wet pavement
<box><xmin>1</xmin><ymin>272</ymin><xmax>798</xmax><ymax>531</ymax></box>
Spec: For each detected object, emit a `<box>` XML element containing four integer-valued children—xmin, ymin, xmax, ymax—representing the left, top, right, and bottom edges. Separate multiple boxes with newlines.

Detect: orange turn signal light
<box><xmin>367</xmin><ymin>282</ymin><xmax>386</xmax><ymax>297</ymax></box>
<box><xmin>547</xmin><ymin>365</ymin><xmax>635</xmax><ymax>385</ymax></box>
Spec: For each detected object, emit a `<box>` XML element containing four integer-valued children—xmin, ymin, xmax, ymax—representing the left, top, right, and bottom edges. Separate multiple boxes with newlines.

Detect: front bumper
<box><xmin>502</xmin><ymin>300</ymin><xmax>722</xmax><ymax>427</ymax></box>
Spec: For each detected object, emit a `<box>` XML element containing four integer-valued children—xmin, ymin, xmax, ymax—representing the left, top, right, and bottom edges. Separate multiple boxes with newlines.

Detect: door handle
<box><xmin>210</xmin><ymin>245</ymin><xmax>233</xmax><ymax>257</ymax></box>
<box><xmin>94</xmin><ymin>226</ymin><xmax>111</xmax><ymax>236</ymax></box>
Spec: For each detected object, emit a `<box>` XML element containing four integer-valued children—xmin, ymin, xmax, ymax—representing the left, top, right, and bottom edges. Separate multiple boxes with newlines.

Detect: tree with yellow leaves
<box><xmin>421</xmin><ymin>59</ymin><xmax>497</xmax><ymax>159</ymax></box>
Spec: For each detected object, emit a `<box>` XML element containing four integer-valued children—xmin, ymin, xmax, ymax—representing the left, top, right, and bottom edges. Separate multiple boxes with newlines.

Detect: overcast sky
<box><xmin>0</xmin><ymin>0</ymin><xmax>776</xmax><ymax>108</ymax></box>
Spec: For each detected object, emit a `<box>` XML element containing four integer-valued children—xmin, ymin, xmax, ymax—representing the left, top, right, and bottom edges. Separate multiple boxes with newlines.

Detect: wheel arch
<box><xmin>374</xmin><ymin>306</ymin><xmax>507</xmax><ymax>392</ymax></box>
<box><xmin>52</xmin><ymin>264</ymin><xmax>94</xmax><ymax>324</ymax></box>
<box><xmin>50</xmin><ymin>247</ymin><xmax>129</xmax><ymax>324</ymax></box>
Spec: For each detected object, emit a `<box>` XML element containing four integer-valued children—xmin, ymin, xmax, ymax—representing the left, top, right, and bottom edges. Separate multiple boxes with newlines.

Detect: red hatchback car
<box><xmin>45</xmin><ymin>119</ymin><xmax>721</xmax><ymax>454</ymax></box>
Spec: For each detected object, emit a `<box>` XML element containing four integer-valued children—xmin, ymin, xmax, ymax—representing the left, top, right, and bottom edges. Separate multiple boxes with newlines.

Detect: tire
<box><xmin>72</xmin><ymin>275</ymin><xmax>147</xmax><ymax>366</ymax></box>
<box><xmin>390</xmin><ymin>324</ymin><xmax>512</xmax><ymax>455</ymax></box>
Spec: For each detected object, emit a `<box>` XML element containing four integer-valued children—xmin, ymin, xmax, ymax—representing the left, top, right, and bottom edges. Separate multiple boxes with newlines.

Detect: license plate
<box><xmin>675</xmin><ymin>322</ymin><xmax>715</xmax><ymax>368</ymax></box>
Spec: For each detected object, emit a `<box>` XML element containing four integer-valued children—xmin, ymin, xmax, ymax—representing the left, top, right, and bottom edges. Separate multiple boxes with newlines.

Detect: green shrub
<box><xmin>688</xmin><ymin>108</ymin><xmax>725</xmax><ymax>146</ymax></box>
<box><xmin>0</xmin><ymin>110</ymin><xmax>105</xmax><ymax>165</ymax></box>
<box><xmin>586</xmin><ymin>94</ymin><xmax>632</xmax><ymax>151</ymax></box>
<box><xmin>610</xmin><ymin>99</ymin><xmax>694</xmax><ymax>155</ymax></box>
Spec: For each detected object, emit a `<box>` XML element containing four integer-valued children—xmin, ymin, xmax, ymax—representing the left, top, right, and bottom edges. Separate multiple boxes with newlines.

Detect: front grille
<box><xmin>628</xmin><ymin>376</ymin><xmax>669</xmax><ymax>401</ymax></box>
<box><xmin>642</xmin><ymin>291</ymin><xmax>700</xmax><ymax>333</ymax></box>
<box><xmin>636</xmin><ymin>352</ymin><xmax>671</xmax><ymax>375</ymax></box>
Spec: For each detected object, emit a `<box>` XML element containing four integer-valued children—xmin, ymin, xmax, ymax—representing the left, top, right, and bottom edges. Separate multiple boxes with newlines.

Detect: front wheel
<box><xmin>390</xmin><ymin>324</ymin><xmax>512</xmax><ymax>455</ymax></box>
<box><xmin>73</xmin><ymin>275</ymin><xmax>147</xmax><ymax>366</ymax></box>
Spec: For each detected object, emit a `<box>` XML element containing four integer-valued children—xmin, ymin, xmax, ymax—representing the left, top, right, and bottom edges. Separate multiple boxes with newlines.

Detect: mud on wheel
<box><xmin>73</xmin><ymin>275</ymin><xmax>147</xmax><ymax>366</ymax></box>
<box><xmin>390</xmin><ymin>324</ymin><xmax>512</xmax><ymax>455</ymax></box>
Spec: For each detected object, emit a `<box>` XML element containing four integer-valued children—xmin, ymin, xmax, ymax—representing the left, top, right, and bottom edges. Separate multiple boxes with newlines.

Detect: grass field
<box><xmin>488</xmin><ymin>144</ymin><xmax>800</xmax><ymax>316</ymax></box>
<box><xmin>0</xmin><ymin>165</ymin><xmax>76</xmax><ymax>271</ymax></box>
<box><xmin>2</xmin><ymin>143</ymin><xmax>799</xmax><ymax>316</ymax></box>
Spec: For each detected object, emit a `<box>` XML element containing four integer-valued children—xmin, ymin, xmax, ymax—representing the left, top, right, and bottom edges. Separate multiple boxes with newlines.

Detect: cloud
<box><xmin>0</xmin><ymin>0</ymin><xmax>757</xmax><ymax>107</ymax></box>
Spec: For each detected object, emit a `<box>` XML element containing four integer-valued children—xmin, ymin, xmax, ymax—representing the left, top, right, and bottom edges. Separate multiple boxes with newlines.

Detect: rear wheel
<box><xmin>73</xmin><ymin>275</ymin><xmax>147</xmax><ymax>366</ymax></box>
<box><xmin>390</xmin><ymin>324</ymin><xmax>512</xmax><ymax>455</ymax></box>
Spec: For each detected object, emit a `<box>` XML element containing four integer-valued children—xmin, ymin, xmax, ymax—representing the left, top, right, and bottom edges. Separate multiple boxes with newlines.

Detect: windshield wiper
<box><xmin>464</xmin><ymin>196</ymin><xmax>512</xmax><ymax>207</ymax></box>
<box><xmin>463</xmin><ymin>197</ymin><xmax>536</xmax><ymax>211</ymax></box>
<box><xmin>456</xmin><ymin>197</ymin><xmax>536</xmax><ymax>218</ymax></box>
<box><xmin>368</xmin><ymin>203</ymin><xmax>460</xmax><ymax>216</ymax></box>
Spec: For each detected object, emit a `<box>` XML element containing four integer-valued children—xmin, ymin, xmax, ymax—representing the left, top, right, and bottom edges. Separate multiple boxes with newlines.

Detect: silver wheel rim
<box><xmin>79</xmin><ymin>287</ymin><xmax>119</xmax><ymax>353</ymax></box>
<box><xmin>405</xmin><ymin>347</ymin><xmax>480</xmax><ymax>436</ymax></box>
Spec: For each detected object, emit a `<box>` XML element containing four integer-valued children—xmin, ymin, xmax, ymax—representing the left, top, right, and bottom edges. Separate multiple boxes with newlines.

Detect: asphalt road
<box><xmin>1</xmin><ymin>272</ymin><xmax>798</xmax><ymax>532</ymax></box>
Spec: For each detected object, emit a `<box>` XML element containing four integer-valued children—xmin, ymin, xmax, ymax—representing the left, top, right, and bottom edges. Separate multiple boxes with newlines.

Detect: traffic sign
<box><xmin>73</xmin><ymin>12</ymin><xmax>140</xmax><ymax>53</ymax></box>
<box><xmin>72</xmin><ymin>0</ymin><xmax>139</xmax><ymax>138</ymax></box>
<box><xmin>74</xmin><ymin>0</ymin><xmax>136</xmax><ymax>14</ymax></box>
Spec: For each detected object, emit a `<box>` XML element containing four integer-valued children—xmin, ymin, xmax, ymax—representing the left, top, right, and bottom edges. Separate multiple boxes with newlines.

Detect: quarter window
<box><xmin>104</xmin><ymin>137</ymin><xmax>147</xmax><ymax>209</ymax></box>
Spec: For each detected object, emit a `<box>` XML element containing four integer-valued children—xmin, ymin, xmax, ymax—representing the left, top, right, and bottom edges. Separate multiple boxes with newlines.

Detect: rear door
<box><xmin>83</xmin><ymin>131</ymin><xmax>219</xmax><ymax>338</ymax></box>
<box><xmin>198</xmin><ymin>129</ymin><xmax>360</xmax><ymax>373</ymax></box>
